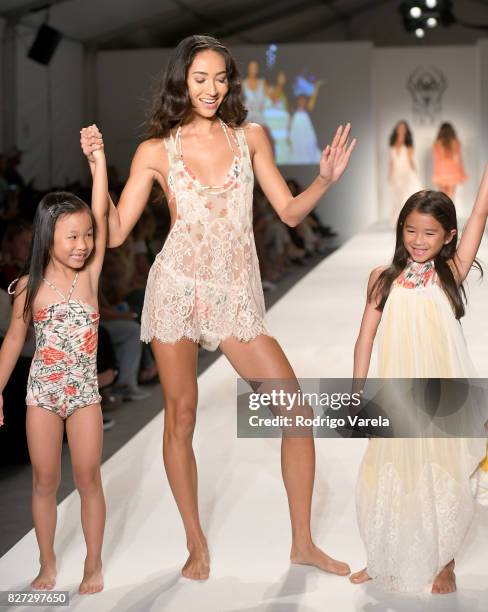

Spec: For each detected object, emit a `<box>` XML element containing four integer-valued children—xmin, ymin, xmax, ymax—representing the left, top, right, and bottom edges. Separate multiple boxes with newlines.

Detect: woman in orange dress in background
<box><xmin>432</xmin><ymin>122</ymin><xmax>467</xmax><ymax>199</ymax></box>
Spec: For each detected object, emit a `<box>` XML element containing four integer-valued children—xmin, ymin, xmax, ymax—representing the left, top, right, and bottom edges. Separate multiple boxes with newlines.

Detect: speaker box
<box><xmin>28</xmin><ymin>24</ymin><xmax>61</xmax><ymax>65</ymax></box>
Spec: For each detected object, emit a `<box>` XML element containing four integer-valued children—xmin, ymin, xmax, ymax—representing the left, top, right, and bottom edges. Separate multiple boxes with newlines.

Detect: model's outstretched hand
<box><xmin>80</xmin><ymin>124</ymin><xmax>104</xmax><ymax>163</ymax></box>
<box><xmin>319</xmin><ymin>123</ymin><xmax>356</xmax><ymax>184</ymax></box>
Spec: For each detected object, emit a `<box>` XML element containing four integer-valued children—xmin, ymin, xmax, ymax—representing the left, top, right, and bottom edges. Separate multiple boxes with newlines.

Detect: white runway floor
<box><xmin>1</xmin><ymin>223</ymin><xmax>488</xmax><ymax>611</ymax></box>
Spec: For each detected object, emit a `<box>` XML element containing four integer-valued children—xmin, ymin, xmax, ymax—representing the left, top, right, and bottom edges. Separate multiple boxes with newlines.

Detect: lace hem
<box><xmin>357</xmin><ymin>459</ymin><xmax>475</xmax><ymax>592</ymax></box>
<box><xmin>141</xmin><ymin>326</ymin><xmax>273</xmax><ymax>351</ymax></box>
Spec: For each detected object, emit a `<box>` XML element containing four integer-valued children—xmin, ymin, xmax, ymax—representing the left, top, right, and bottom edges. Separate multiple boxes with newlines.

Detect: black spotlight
<box><xmin>27</xmin><ymin>23</ymin><xmax>61</xmax><ymax>65</ymax></box>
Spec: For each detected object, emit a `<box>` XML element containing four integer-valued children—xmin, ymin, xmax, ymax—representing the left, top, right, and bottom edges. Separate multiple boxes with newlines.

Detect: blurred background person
<box><xmin>432</xmin><ymin>122</ymin><xmax>467</xmax><ymax>199</ymax></box>
<box><xmin>388</xmin><ymin>120</ymin><xmax>421</xmax><ymax>225</ymax></box>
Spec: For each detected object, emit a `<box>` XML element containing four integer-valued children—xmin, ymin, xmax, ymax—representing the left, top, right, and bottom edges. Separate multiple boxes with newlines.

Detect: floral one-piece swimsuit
<box><xmin>24</xmin><ymin>273</ymin><xmax>101</xmax><ymax>418</ymax></box>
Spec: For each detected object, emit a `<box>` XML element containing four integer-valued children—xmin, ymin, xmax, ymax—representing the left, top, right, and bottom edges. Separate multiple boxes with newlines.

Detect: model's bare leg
<box><xmin>220</xmin><ymin>334</ymin><xmax>350</xmax><ymax>575</ymax></box>
<box><xmin>66</xmin><ymin>404</ymin><xmax>105</xmax><ymax>594</ymax></box>
<box><xmin>432</xmin><ymin>560</ymin><xmax>456</xmax><ymax>594</ymax></box>
<box><xmin>26</xmin><ymin>406</ymin><xmax>64</xmax><ymax>589</ymax></box>
<box><xmin>151</xmin><ymin>338</ymin><xmax>209</xmax><ymax>580</ymax></box>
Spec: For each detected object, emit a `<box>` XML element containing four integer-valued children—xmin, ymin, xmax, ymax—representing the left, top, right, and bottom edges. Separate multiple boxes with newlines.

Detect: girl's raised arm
<box><xmin>80</xmin><ymin>125</ymin><xmax>108</xmax><ymax>283</ymax></box>
<box><xmin>249</xmin><ymin>122</ymin><xmax>356</xmax><ymax>227</ymax></box>
<box><xmin>454</xmin><ymin>164</ymin><xmax>488</xmax><ymax>283</ymax></box>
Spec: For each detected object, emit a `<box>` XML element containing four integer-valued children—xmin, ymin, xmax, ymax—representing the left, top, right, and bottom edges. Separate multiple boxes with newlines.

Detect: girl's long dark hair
<box><xmin>436</xmin><ymin>122</ymin><xmax>457</xmax><ymax>152</ymax></box>
<box><xmin>146</xmin><ymin>34</ymin><xmax>247</xmax><ymax>139</ymax></box>
<box><xmin>17</xmin><ymin>192</ymin><xmax>94</xmax><ymax>320</ymax></box>
<box><xmin>370</xmin><ymin>190</ymin><xmax>482</xmax><ymax>319</ymax></box>
<box><xmin>389</xmin><ymin>120</ymin><xmax>413</xmax><ymax>148</ymax></box>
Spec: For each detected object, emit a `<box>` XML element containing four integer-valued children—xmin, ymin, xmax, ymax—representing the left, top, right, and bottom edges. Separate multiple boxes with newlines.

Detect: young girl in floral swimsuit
<box><xmin>0</xmin><ymin>125</ymin><xmax>108</xmax><ymax>595</ymax></box>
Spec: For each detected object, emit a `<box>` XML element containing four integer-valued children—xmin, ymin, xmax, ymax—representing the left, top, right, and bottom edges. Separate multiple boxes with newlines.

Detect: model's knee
<box><xmin>32</xmin><ymin>472</ymin><xmax>60</xmax><ymax>497</ymax></box>
<box><xmin>73</xmin><ymin>468</ymin><xmax>101</xmax><ymax>496</ymax></box>
<box><xmin>164</xmin><ymin>396</ymin><xmax>197</xmax><ymax>441</ymax></box>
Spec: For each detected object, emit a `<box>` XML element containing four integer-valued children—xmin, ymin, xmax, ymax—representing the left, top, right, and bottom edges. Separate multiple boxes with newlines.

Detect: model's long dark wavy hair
<box><xmin>146</xmin><ymin>34</ymin><xmax>247</xmax><ymax>139</ymax></box>
<box><xmin>389</xmin><ymin>120</ymin><xmax>413</xmax><ymax>148</ymax></box>
<box><xmin>436</xmin><ymin>122</ymin><xmax>457</xmax><ymax>152</ymax></box>
<box><xmin>16</xmin><ymin>192</ymin><xmax>95</xmax><ymax>320</ymax></box>
<box><xmin>369</xmin><ymin>190</ymin><xmax>482</xmax><ymax>319</ymax></box>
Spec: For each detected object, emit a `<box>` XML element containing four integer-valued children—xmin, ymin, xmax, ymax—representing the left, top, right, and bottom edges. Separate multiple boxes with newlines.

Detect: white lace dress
<box><xmin>140</xmin><ymin>120</ymin><xmax>270</xmax><ymax>351</ymax></box>
<box><xmin>389</xmin><ymin>146</ymin><xmax>421</xmax><ymax>225</ymax></box>
<box><xmin>356</xmin><ymin>260</ymin><xmax>486</xmax><ymax>592</ymax></box>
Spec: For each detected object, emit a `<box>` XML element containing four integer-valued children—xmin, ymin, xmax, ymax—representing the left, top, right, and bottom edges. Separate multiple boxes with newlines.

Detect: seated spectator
<box><xmin>0</xmin><ymin>288</ymin><xmax>31</xmax><ymax>464</ymax></box>
<box><xmin>0</xmin><ymin>219</ymin><xmax>32</xmax><ymax>290</ymax></box>
<box><xmin>99</xmin><ymin>285</ymin><xmax>151</xmax><ymax>401</ymax></box>
<box><xmin>286</xmin><ymin>178</ymin><xmax>337</xmax><ymax>255</ymax></box>
<box><xmin>4</xmin><ymin>147</ymin><xmax>25</xmax><ymax>190</ymax></box>
<box><xmin>0</xmin><ymin>155</ymin><xmax>21</xmax><ymax>233</ymax></box>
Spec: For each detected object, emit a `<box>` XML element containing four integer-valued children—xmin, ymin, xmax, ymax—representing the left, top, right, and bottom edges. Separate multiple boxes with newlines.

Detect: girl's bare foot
<box><xmin>291</xmin><ymin>544</ymin><xmax>350</xmax><ymax>575</ymax></box>
<box><xmin>432</xmin><ymin>560</ymin><xmax>456</xmax><ymax>595</ymax></box>
<box><xmin>350</xmin><ymin>568</ymin><xmax>371</xmax><ymax>584</ymax></box>
<box><xmin>181</xmin><ymin>545</ymin><xmax>210</xmax><ymax>580</ymax></box>
<box><xmin>31</xmin><ymin>557</ymin><xmax>57</xmax><ymax>590</ymax></box>
<box><xmin>79</xmin><ymin>559</ymin><xmax>104</xmax><ymax>595</ymax></box>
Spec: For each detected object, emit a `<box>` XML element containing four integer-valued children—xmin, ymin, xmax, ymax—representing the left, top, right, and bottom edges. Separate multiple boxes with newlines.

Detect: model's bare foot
<box><xmin>79</xmin><ymin>559</ymin><xmax>104</xmax><ymax>595</ymax></box>
<box><xmin>350</xmin><ymin>568</ymin><xmax>371</xmax><ymax>584</ymax></box>
<box><xmin>291</xmin><ymin>544</ymin><xmax>350</xmax><ymax>576</ymax></box>
<box><xmin>432</xmin><ymin>560</ymin><xmax>456</xmax><ymax>595</ymax></box>
<box><xmin>181</xmin><ymin>546</ymin><xmax>210</xmax><ymax>580</ymax></box>
<box><xmin>31</xmin><ymin>557</ymin><xmax>57</xmax><ymax>590</ymax></box>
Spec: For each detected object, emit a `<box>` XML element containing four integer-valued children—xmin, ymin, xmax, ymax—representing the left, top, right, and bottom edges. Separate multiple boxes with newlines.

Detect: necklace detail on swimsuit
<box><xmin>175</xmin><ymin>118</ymin><xmax>241</xmax><ymax>191</ymax></box>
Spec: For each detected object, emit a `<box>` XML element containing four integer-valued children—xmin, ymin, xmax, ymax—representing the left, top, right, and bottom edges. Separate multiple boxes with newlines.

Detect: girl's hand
<box><xmin>319</xmin><ymin>123</ymin><xmax>356</xmax><ymax>185</ymax></box>
<box><xmin>80</xmin><ymin>124</ymin><xmax>104</xmax><ymax>164</ymax></box>
<box><xmin>0</xmin><ymin>394</ymin><xmax>4</xmax><ymax>427</ymax></box>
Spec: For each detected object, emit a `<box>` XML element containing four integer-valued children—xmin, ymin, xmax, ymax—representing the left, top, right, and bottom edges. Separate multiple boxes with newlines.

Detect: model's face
<box><xmin>187</xmin><ymin>50</ymin><xmax>229</xmax><ymax>119</ymax></box>
<box><xmin>403</xmin><ymin>210</ymin><xmax>455</xmax><ymax>263</ymax></box>
<box><xmin>396</xmin><ymin>122</ymin><xmax>407</xmax><ymax>143</ymax></box>
<box><xmin>277</xmin><ymin>71</ymin><xmax>286</xmax><ymax>86</ymax></box>
<box><xmin>9</xmin><ymin>229</ymin><xmax>32</xmax><ymax>264</ymax></box>
<box><xmin>248</xmin><ymin>61</ymin><xmax>259</xmax><ymax>77</ymax></box>
<box><xmin>51</xmin><ymin>211</ymin><xmax>94</xmax><ymax>268</ymax></box>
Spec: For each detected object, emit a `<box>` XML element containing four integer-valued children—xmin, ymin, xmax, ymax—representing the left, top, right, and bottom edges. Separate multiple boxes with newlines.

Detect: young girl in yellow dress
<box><xmin>351</xmin><ymin>167</ymin><xmax>488</xmax><ymax>594</ymax></box>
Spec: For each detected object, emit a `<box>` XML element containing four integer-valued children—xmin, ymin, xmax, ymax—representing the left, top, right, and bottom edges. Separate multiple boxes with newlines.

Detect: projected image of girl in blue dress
<box><xmin>289</xmin><ymin>72</ymin><xmax>323</xmax><ymax>164</ymax></box>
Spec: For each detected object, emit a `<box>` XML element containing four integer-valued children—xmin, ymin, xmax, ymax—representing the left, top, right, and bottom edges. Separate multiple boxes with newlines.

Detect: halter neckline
<box><xmin>175</xmin><ymin>118</ymin><xmax>241</xmax><ymax>191</ymax></box>
<box><xmin>42</xmin><ymin>272</ymin><xmax>79</xmax><ymax>302</ymax></box>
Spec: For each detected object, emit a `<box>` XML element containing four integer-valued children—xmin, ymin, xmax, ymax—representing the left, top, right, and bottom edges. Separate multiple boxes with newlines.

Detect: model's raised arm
<box><xmin>248</xmin><ymin>122</ymin><xmax>356</xmax><ymax>227</ymax></box>
<box><xmin>81</xmin><ymin>129</ymin><xmax>165</xmax><ymax>247</ymax></box>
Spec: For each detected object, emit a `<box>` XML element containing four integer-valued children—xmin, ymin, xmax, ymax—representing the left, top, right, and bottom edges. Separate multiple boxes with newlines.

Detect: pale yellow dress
<box><xmin>356</xmin><ymin>259</ymin><xmax>486</xmax><ymax>592</ymax></box>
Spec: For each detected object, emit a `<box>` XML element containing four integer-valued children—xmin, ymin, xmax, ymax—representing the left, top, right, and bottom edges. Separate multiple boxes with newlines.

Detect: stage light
<box><xmin>425</xmin><ymin>0</ymin><xmax>437</xmax><ymax>8</ymax></box>
<box><xmin>415</xmin><ymin>27</ymin><xmax>425</xmax><ymax>37</ymax></box>
<box><xmin>410</xmin><ymin>6</ymin><xmax>422</xmax><ymax>18</ymax></box>
<box><xmin>427</xmin><ymin>16</ymin><xmax>437</xmax><ymax>27</ymax></box>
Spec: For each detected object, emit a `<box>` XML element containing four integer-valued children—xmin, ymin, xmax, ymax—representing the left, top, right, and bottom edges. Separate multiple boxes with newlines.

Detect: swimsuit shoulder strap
<box><xmin>42</xmin><ymin>272</ymin><xmax>78</xmax><ymax>302</ymax></box>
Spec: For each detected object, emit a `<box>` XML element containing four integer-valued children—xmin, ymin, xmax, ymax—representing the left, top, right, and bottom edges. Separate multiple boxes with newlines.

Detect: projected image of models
<box><xmin>242</xmin><ymin>59</ymin><xmax>323</xmax><ymax>165</ymax></box>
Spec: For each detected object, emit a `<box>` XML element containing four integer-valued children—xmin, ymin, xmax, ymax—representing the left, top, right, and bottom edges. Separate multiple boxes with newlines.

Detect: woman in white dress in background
<box><xmin>388</xmin><ymin>120</ymin><xmax>421</xmax><ymax>225</ymax></box>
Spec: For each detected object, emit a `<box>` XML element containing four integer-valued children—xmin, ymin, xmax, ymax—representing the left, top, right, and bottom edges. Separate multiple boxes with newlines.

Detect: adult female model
<box><xmin>81</xmin><ymin>35</ymin><xmax>355</xmax><ymax>581</ymax></box>
<box><xmin>432</xmin><ymin>122</ymin><xmax>467</xmax><ymax>200</ymax></box>
<box><xmin>388</xmin><ymin>120</ymin><xmax>420</xmax><ymax>225</ymax></box>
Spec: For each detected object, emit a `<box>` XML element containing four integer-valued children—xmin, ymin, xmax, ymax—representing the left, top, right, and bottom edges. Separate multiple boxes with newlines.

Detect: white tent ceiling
<box><xmin>1</xmin><ymin>0</ymin><xmax>488</xmax><ymax>47</ymax></box>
